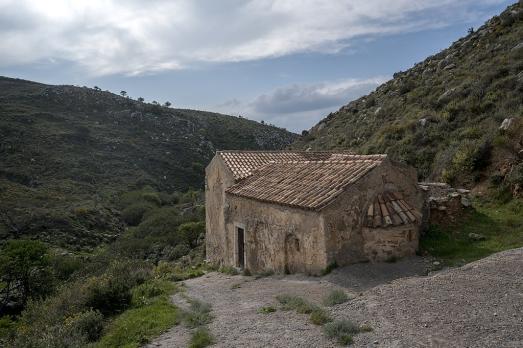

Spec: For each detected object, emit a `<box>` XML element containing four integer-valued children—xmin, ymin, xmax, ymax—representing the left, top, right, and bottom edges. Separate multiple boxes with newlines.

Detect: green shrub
<box><xmin>96</xmin><ymin>295</ymin><xmax>179</xmax><ymax>348</ymax></box>
<box><xmin>189</xmin><ymin>327</ymin><xmax>214</xmax><ymax>348</ymax></box>
<box><xmin>276</xmin><ymin>295</ymin><xmax>317</xmax><ymax>314</ymax></box>
<box><xmin>321</xmin><ymin>261</ymin><xmax>338</xmax><ymax>275</ymax></box>
<box><xmin>218</xmin><ymin>265</ymin><xmax>239</xmax><ymax>275</ymax></box>
<box><xmin>0</xmin><ymin>240</ymin><xmax>54</xmax><ymax>312</ymax></box>
<box><xmin>119</xmin><ymin>188</ymin><xmax>162</xmax><ymax>209</ymax></box>
<box><xmin>323</xmin><ymin>290</ymin><xmax>351</xmax><ymax>306</ymax></box>
<box><xmin>183</xmin><ymin>300</ymin><xmax>213</xmax><ymax>328</ymax></box>
<box><xmin>85</xmin><ymin>260</ymin><xmax>152</xmax><ymax>315</ymax></box>
<box><xmin>323</xmin><ymin>320</ymin><xmax>361</xmax><ymax>345</ymax></box>
<box><xmin>177</xmin><ymin>221</ymin><xmax>205</xmax><ymax>248</ymax></box>
<box><xmin>122</xmin><ymin>202</ymin><xmax>155</xmax><ymax>226</ymax></box>
<box><xmin>310</xmin><ymin>308</ymin><xmax>332</xmax><ymax>325</ymax></box>
<box><xmin>257</xmin><ymin>306</ymin><xmax>277</xmax><ymax>314</ymax></box>
<box><xmin>66</xmin><ymin>309</ymin><xmax>104</xmax><ymax>342</ymax></box>
<box><xmin>135</xmin><ymin>208</ymin><xmax>194</xmax><ymax>240</ymax></box>
<box><xmin>50</xmin><ymin>253</ymin><xmax>83</xmax><ymax>281</ymax></box>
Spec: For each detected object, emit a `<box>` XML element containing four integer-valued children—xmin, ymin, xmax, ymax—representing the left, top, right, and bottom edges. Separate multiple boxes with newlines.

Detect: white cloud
<box><xmin>214</xmin><ymin>76</ymin><xmax>387</xmax><ymax>132</ymax></box>
<box><xmin>0</xmin><ymin>0</ymin><xmax>507</xmax><ymax>76</ymax></box>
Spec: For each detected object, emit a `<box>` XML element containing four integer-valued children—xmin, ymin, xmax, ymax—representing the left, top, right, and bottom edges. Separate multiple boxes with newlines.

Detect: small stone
<box><xmin>461</xmin><ymin>196</ymin><xmax>471</xmax><ymax>207</ymax></box>
<box><xmin>433</xmin><ymin>261</ymin><xmax>441</xmax><ymax>266</ymax></box>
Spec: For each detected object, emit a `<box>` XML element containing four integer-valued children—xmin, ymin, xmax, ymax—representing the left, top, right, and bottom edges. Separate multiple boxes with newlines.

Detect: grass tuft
<box><xmin>309</xmin><ymin>308</ymin><xmax>332</xmax><ymax>325</ymax></box>
<box><xmin>323</xmin><ymin>289</ymin><xmax>351</xmax><ymax>307</ymax></box>
<box><xmin>323</xmin><ymin>319</ymin><xmax>362</xmax><ymax>346</ymax></box>
<box><xmin>189</xmin><ymin>327</ymin><xmax>214</xmax><ymax>348</ymax></box>
<box><xmin>257</xmin><ymin>306</ymin><xmax>277</xmax><ymax>314</ymax></box>
<box><xmin>276</xmin><ymin>294</ymin><xmax>317</xmax><ymax>314</ymax></box>
<box><xmin>183</xmin><ymin>299</ymin><xmax>213</xmax><ymax>328</ymax></box>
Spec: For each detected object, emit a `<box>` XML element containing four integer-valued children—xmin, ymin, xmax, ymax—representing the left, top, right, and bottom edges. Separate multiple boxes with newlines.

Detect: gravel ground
<box><xmin>148</xmin><ymin>249</ymin><xmax>522</xmax><ymax>348</ymax></box>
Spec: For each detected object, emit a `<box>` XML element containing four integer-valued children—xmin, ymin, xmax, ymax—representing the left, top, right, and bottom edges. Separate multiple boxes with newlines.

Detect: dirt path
<box><xmin>148</xmin><ymin>249</ymin><xmax>522</xmax><ymax>347</ymax></box>
<box><xmin>148</xmin><ymin>256</ymin><xmax>428</xmax><ymax>347</ymax></box>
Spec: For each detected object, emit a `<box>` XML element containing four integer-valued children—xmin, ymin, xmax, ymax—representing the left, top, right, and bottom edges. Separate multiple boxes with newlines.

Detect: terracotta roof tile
<box><xmin>218</xmin><ymin>150</ymin><xmax>386</xmax><ymax>180</ymax></box>
<box><xmin>365</xmin><ymin>191</ymin><xmax>421</xmax><ymax>228</ymax></box>
<box><xmin>225</xmin><ymin>157</ymin><xmax>386</xmax><ymax>210</ymax></box>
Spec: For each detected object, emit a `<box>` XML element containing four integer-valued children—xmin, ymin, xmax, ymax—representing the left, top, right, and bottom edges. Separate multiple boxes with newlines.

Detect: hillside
<box><xmin>0</xmin><ymin>77</ymin><xmax>297</xmax><ymax>249</ymax></box>
<box><xmin>295</xmin><ymin>2</ymin><xmax>523</xmax><ymax>194</ymax></box>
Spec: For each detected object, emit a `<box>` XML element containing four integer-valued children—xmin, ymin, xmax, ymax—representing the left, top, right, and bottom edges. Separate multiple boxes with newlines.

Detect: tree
<box><xmin>93</xmin><ymin>86</ymin><xmax>101</xmax><ymax>91</ymax></box>
<box><xmin>151</xmin><ymin>101</ymin><xmax>159</xmax><ymax>105</ymax></box>
<box><xmin>467</xmin><ymin>27</ymin><xmax>474</xmax><ymax>35</ymax></box>
<box><xmin>137</xmin><ymin>97</ymin><xmax>144</xmax><ymax>103</ymax></box>
<box><xmin>164</xmin><ymin>101</ymin><xmax>172</xmax><ymax>107</ymax></box>
<box><xmin>0</xmin><ymin>240</ymin><xmax>53</xmax><ymax>314</ymax></box>
<box><xmin>120</xmin><ymin>91</ymin><xmax>127</xmax><ymax>98</ymax></box>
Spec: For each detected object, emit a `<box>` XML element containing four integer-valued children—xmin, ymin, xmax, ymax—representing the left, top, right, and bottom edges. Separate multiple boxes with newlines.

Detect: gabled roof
<box><xmin>225</xmin><ymin>156</ymin><xmax>386</xmax><ymax>210</ymax></box>
<box><xmin>218</xmin><ymin>150</ymin><xmax>384</xmax><ymax>180</ymax></box>
<box><xmin>366</xmin><ymin>191</ymin><xmax>421</xmax><ymax>228</ymax></box>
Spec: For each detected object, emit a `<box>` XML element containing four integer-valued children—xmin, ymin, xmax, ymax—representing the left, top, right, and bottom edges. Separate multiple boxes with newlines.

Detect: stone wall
<box><xmin>362</xmin><ymin>224</ymin><xmax>419</xmax><ymax>262</ymax></box>
<box><xmin>225</xmin><ymin>195</ymin><xmax>327</xmax><ymax>275</ymax></box>
<box><xmin>321</xmin><ymin>160</ymin><xmax>423</xmax><ymax>266</ymax></box>
<box><xmin>205</xmin><ymin>156</ymin><xmax>235</xmax><ymax>266</ymax></box>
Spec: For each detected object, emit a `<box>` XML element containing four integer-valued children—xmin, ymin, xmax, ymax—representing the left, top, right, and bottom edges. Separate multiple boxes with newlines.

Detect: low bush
<box><xmin>183</xmin><ymin>299</ymin><xmax>213</xmax><ymax>328</ymax></box>
<box><xmin>323</xmin><ymin>319</ymin><xmax>363</xmax><ymax>346</ymax></box>
<box><xmin>189</xmin><ymin>327</ymin><xmax>214</xmax><ymax>348</ymax></box>
<box><xmin>122</xmin><ymin>202</ymin><xmax>155</xmax><ymax>226</ymax></box>
<box><xmin>323</xmin><ymin>289</ymin><xmax>351</xmax><ymax>306</ymax></box>
<box><xmin>310</xmin><ymin>308</ymin><xmax>332</xmax><ymax>325</ymax></box>
<box><xmin>218</xmin><ymin>265</ymin><xmax>239</xmax><ymax>275</ymax></box>
<box><xmin>257</xmin><ymin>306</ymin><xmax>277</xmax><ymax>314</ymax></box>
<box><xmin>276</xmin><ymin>294</ymin><xmax>317</xmax><ymax>314</ymax></box>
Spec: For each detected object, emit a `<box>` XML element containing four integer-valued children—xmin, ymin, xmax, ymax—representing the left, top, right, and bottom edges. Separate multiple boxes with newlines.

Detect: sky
<box><xmin>0</xmin><ymin>0</ymin><xmax>515</xmax><ymax>132</ymax></box>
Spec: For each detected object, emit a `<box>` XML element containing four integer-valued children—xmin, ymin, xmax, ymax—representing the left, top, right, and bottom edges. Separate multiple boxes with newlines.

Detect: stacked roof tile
<box><xmin>366</xmin><ymin>191</ymin><xmax>420</xmax><ymax>228</ymax></box>
<box><xmin>218</xmin><ymin>150</ymin><xmax>385</xmax><ymax>180</ymax></box>
<box><xmin>225</xmin><ymin>156</ymin><xmax>386</xmax><ymax>210</ymax></box>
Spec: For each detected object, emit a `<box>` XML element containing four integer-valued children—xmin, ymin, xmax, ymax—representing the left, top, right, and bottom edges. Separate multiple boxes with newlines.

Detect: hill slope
<box><xmin>0</xmin><ymin>77</ymin><xmax>297</xmax><ymax>248</ymax></box>
<box><xmin>295</xmin><ymin>2</ymin><xmax>523</xmax><ymax>193</ymax></box>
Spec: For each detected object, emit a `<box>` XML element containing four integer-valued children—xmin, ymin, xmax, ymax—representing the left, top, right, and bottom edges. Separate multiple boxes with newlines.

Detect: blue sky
<box><xmin>0</xmin><ymin>0</ymin><xmax>515</xmax><ymax>132</ymax></box>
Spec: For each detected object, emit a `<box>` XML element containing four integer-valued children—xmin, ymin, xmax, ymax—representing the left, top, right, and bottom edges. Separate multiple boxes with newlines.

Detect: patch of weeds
<box><xmin>218</xmin><ymin>265</ymin><xmax>239</xmax><ymax>275</ymax></box>
<box><xmin>276</xmin><ymin>294</ymin><xmax>316</xmax><ymax>314</ymax></box>
<box><xmin>323</xmin><ymin>320</ymin><xmax>362</xmax><ymax>346</ymax></box>
<box><xmin>242</xmin><ymin>268</ymin><xmax>252</xmax><ymax>276</ymax></box>
<box><xmin>230</xmin><ymin>282</ymin><xmax>243</xmax><ymax>290</ymax></box>
<box><xmin>95</xmin><ymin>283</ymin><xmax>180</xmax><ymax>348</ymax></box>
<box><xmin>323</xmin><ymin>289</ymin><xmax>351</xmax><ymax>307</ymax></box>
<box><xmin>254</xmin><ymin>270</ymin><xmax>274</xmax><ymax>279</ymax></box>
<box><xmin>189</xmin><ymin>327</ymin><xmax>214</xmax><ymax>348</ymax></box>
<box><xmin>359</xmin><ymin>324</ymin><xmax>373</xmax><ymax>332</ymax></box>
<box><xmin>183</xmin><ymin>299</ymin><xmax>213</xmax><ymax>328</ymax></box>
<box><xmin>321</xmin><ymin>261</ymin><xmax>338</xmax><ymax>275</ymax></box>
<box><xmin>257</xmin><ymin>306</ymin><xmax>277</xmax><ymax>314</ymax></box>
<box><xmin>309</xmin><ymin>308</ymin><xmax>332</xmax><ymax>325</ymax></box>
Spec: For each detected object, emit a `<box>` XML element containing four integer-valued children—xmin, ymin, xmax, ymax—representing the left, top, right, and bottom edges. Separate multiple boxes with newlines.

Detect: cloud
<box><xmin>214</xmin><ymin>76</ymin><xmax>387</xmax><ymax>132</ymax></box>
<box><xmin>0</xmin><ymin>0</ymin><xmax>507</xmax><ymax>76</ymax></box>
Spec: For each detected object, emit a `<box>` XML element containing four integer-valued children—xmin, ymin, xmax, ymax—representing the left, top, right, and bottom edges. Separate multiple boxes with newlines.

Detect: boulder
<box><xmin>499</xmin><ymin>118</ymin><xmax>518</xmax><ymax>131</ymax></box>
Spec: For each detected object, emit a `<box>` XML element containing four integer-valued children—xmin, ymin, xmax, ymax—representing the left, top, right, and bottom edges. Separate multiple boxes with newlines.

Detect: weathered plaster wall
<box><xmin>225</xmin><ymin>195</ymin><xmax>327</xmax><ymax>275</ymax></box>
<box><xmin>205</xmin><ymin>156</ymin><xmax>235</xmax><ymax>265</ymax></box>
<box><xmin>320</xmin><ymin>160</ymin><xmax>422</xmax><ymax>266</ymax></box>
<box><xmin>362</xmin><ymin>224</ymin><xmax>419</xmax><ymax>262</ymax></box>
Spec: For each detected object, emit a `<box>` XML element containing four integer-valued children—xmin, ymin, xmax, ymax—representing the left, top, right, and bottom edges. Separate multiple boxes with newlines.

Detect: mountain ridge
<box><xmin>0</xmin><ymin>76</ymin><xmax>297</xmax><ymax>248</ymax></box>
